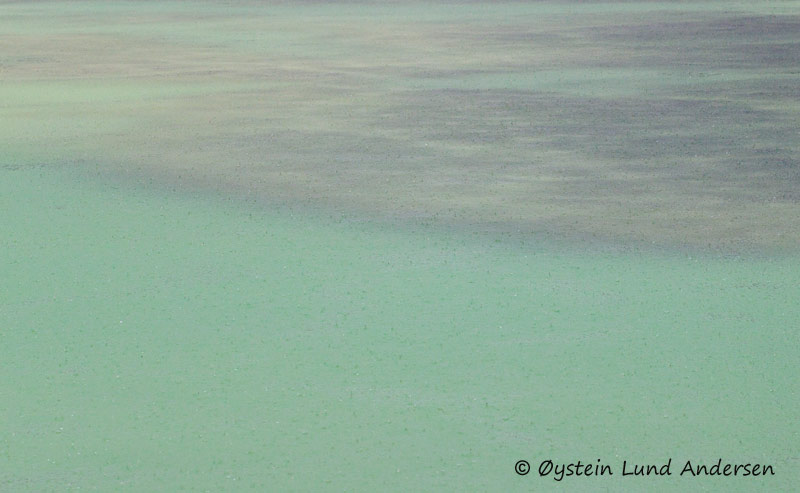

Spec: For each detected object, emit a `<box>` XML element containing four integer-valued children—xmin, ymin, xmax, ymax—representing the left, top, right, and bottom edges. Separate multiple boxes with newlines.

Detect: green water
<box><xmin>2</xmin><ymin>166</ymin><xmax>798</xmax><ymax>490</ymax></box>
<box><xmin>2</xmin><ymin>0</ymin><xmax>799</xmax><ymax>490</ymax></box>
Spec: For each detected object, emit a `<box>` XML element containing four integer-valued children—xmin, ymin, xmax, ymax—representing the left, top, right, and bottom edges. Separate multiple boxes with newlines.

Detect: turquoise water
<box><xmin>3</xmin><ymin>0</ymin><xmax>799</xmax><ymax>490</ymax></box>
<box><xmin>2</xmin><ymin>166</ymin><xmax>797</xmax><ymax>490</ymax></box>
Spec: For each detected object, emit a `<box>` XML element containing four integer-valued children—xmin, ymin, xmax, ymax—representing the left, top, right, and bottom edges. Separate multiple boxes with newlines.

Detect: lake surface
<box><xmin>2</xmin><ymin>1</ymin><xmax>799</xmax><ymax>490</ymax></box>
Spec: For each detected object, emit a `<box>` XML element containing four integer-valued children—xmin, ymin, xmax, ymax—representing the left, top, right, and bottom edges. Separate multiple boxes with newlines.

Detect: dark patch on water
<box><xmin>586</xmin><ymin>15</ymin><xmax>800</xmax><ymax>70</ymax></box>
<box><xmin>371</xmin><ymin>88</ymin><xmax>800</xmax><ymax>208</ymax></box>
<box><xmin>589</xmin><ymin>15</ymin><xmax>800</xmax><ymax>43</ymax></box>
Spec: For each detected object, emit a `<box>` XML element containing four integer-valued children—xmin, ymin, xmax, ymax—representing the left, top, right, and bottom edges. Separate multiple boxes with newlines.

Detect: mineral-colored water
<box><xmin>2</xmin><ymin>1</ymin><xmax>798</xmax><ymax>490</ymax></box>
